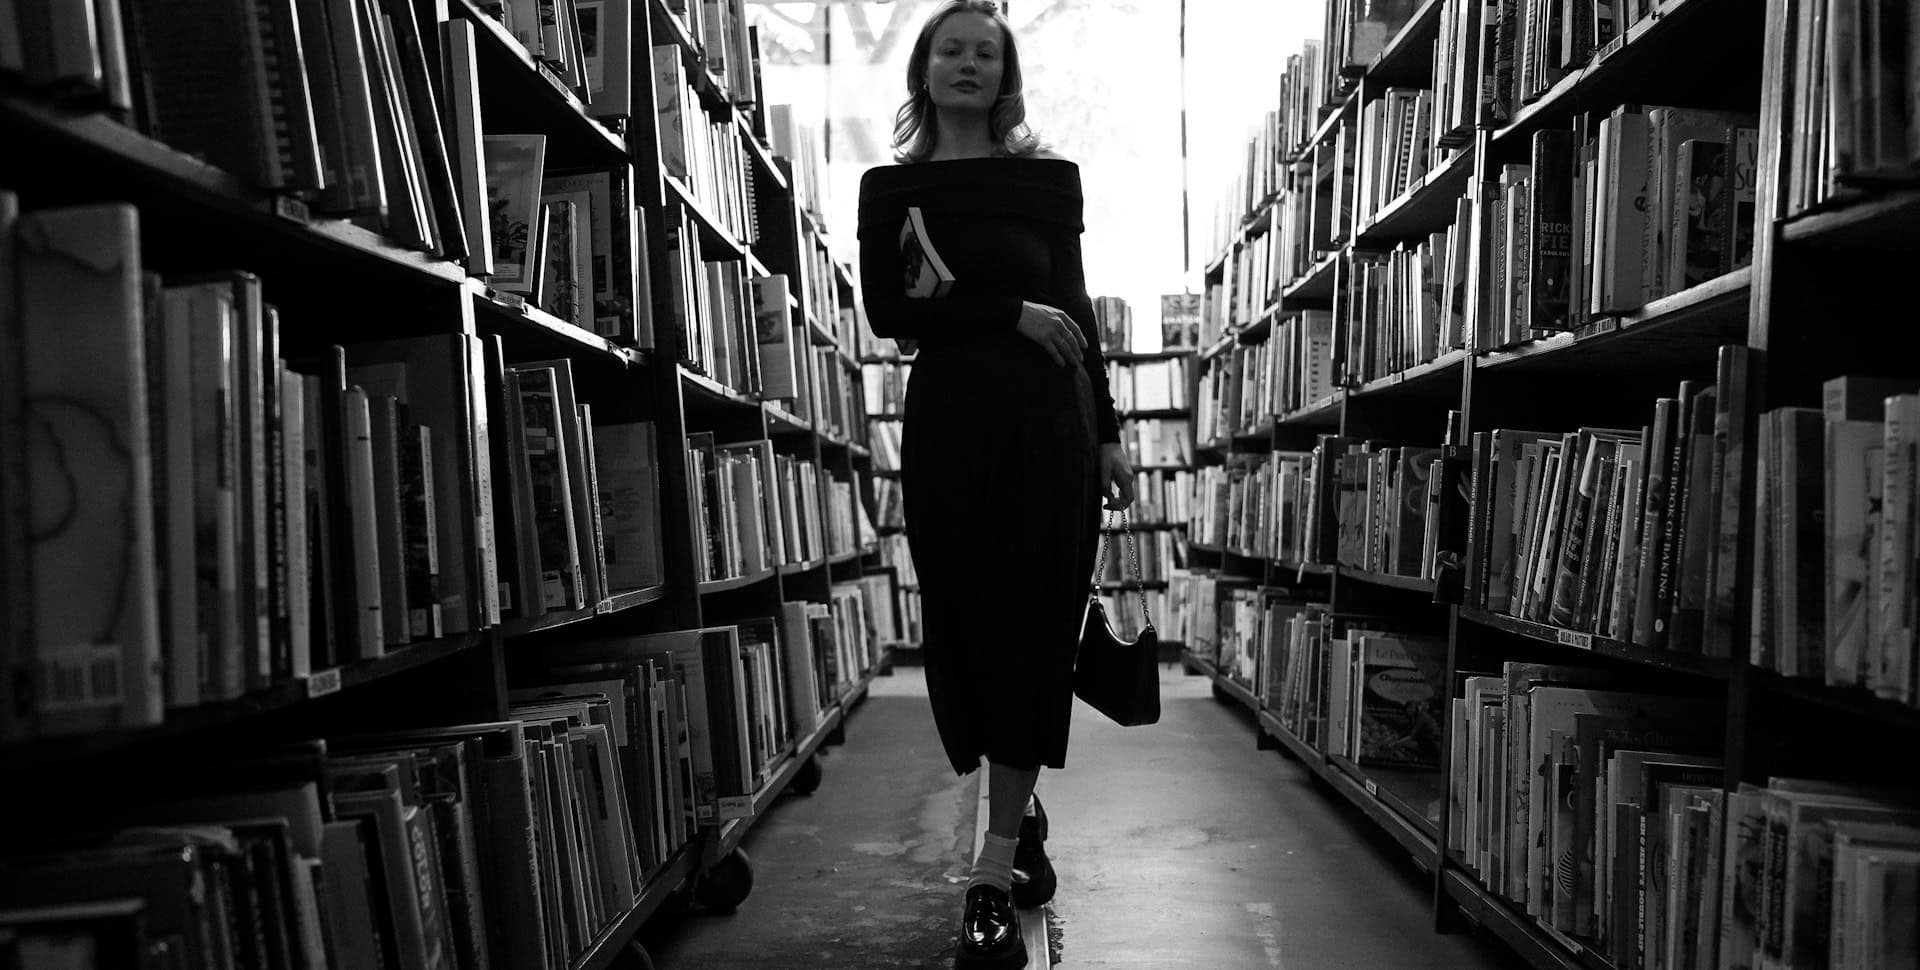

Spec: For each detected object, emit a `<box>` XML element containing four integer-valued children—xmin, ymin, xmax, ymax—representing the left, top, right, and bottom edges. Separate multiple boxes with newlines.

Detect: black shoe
<box><xmin>955</xmin><ymin>885</ymin><xmax>1028</xmax><ymax>969</ymax></box>
<box><xmin>1010</xmin><ymin>797</ymin><xmax>1055</xmax><ymax>909</ymax></box>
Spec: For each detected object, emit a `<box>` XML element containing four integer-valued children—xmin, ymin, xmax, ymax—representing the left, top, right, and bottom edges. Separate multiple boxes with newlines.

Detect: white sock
<box><xmin>970</xmin><ymin>833</ymin><xmax>1019</xmax><ymax>893</ymax></box>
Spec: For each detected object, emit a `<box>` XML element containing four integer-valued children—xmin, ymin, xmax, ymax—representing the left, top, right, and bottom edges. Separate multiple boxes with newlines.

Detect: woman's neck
<box><xmin>928</xmin><ymin>109</ymin><xmax>997</xmax><ymax>160</ymax></box>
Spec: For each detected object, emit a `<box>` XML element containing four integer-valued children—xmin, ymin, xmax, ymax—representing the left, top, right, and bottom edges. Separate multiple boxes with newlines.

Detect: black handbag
<box><xmin>1074</xmin><ymin>508</ymin><xmax>1161</xmax><ymax>726</ymax></box>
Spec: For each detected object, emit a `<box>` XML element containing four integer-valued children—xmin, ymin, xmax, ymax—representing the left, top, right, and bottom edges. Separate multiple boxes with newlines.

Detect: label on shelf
<box><xmin>1364</xmin><ymin>778</ymin><xmax>1379</xmax><ymax>797</ymax></box>
<box><xmin>1555</xmin><ymin>629</ymin><xmax>1594</xmax><ymax>651</ymax></box>
<box><xmin>267</xmin><ymin>195</ymin><xmax>311</xmax><ymax>223</ymax></box>
<box><xmin>718</xmin><ymin>796</ymin><xmax>755</xmax><ymax>821</ymax></box>
<box><xmin>305</xmin><ymin>668</ymin><xmax>343</xmax><ymax>699</ymax></box>
<box><xmin>1594</xmin><ymin>32</ymin><xmax>1627</xmax><ymax>63</ymax></box>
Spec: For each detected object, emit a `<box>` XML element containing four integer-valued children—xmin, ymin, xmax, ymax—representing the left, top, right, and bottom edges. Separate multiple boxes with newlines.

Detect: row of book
<box><xmin>488</xmin><ymin>138</ymin><xmax>651</xmax><ymax>346</ymax></box>
<box><xmin>1116</xmin><ymin>418</ymin><xmax>1195</xmax><ymax>470</ymax></box>
<box><xmin>868</xmin><ymin>420</ymin><xmax>903</xmax><ymax>472</ymax></box>
<box><xmin>1288</xmin><ymin>616</ymin><xmax>1448</xmax><ymax>774</ymax></box>
<box><xmin>1194</xmin><ymin>315</ymin><xmax>1338</xmax><ymax>444</ymax></box>
<box><xmin>1</xmin><ymin>198</ymin><xmax>674</xmax><ymax>740</ymax></box>
<box><xmin>1483</xmin><ymin>112</ymin><xmax>1758</xmax><ymax>349</ymax></box>
<box><xmin>661</xmin><ymin>228</ymin><xmax>760</xmax><ymax>388</ymax></box>
<box><xmin>1351</xmin><ymin>87</ymin><xmax>1464</xmax><ymax>231</ymax></box>
<box><xmin>1190</xmin><ymin>460</ymin><xmax>1295</xmax><ymax>560</ymax></box>
<box><xmin>1446</xmin><ymin>662</ymin><xmax>1920</xmax><ymax>970</ymax></box>
<box><xmin>1322</xmin><ymin>0</ymin><xmax>1421</xmax><ymax>89</ymax></box>
<box><xmin>1118</xmin><ymin>471</ymin><xmax>1193</xmax><ymax>529</ymax></box>
<box><xmin>502</xmin><ymin>363</ymin><xmax>666</xmax><ymax>620</ymax></box>
<box><xmin>1784</xmin><ymin>0</ymin><xmax>1920</xmax><ymax>213</ymax></box>
<box><xmin>1095</xmin><ymin>529</ymin><xmax>1184</xmax><ymax>586</ymax></box>
<box><xmin>1326</xmin><ymin>439</ymin><xmax>1447</xmax><ymax>581</ymax></box>
<box><xmin>685</xmin><ymin>436</ymin><xmax>848</xmax><ymax>582</ymax></box>
<box><xmin>1092</xmin><ymin>296</ymin><xmax>1136</xmax><ymax>356</ymax></box>
<box><xmin>767</xmin><ymin>104</ymin><xmax>830</xmax><ymax>234</ymax></box>
<box><xmin>5</xmin><ymin>0</ymin><xmax>681</xmax><ymax>348</ymax></box>
<box><xmin>863</xmin><ymin>362</ymin><xmax>911</xmax><ymax>417</ymax></box>
<box><xmin>0</xmin><ymin>605</ymin><xmax>886</xmax><ymax>970</ymax></box>
<box><xmin>654</xmin><ymin>43</ymin><xmax>757</xmax><ymax>247</ymax></box>
<box><xmin>1751</xmin><ymin>375</ymin><xmax>1920</xmax><ymax>706</ymax></box>
<box><xmin>1478</xmin><ymin>0</ymin><xmax>1677</xmax><ymax>128</ymax></box>
<box><xmin>1458</xmin><ymin>348</ymin><xmax>1749</xmax><ymax>656</ymax></box>
<box><xmin>1109</xmin><ymin>357</ymin><xmax>1193</xmax><ymax>414</ymax></box>
<box><xmin>1331</xmin><ymin>216</ymin><xmax>1471</xmax><ymax>386</ymax></box>
<box><xmin>1211</xmin><ymin>108</ymin><xmax>1286</xmax><ymax>264</ymax></box>
<box><xmin>657</xmin><ymin>0</ymin><xmax>758</xmax><ymax>109</ymax></box>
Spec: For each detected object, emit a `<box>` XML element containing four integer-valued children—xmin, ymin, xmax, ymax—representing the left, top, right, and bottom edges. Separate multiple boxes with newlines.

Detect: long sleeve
<box><xmin>857</xmin><ymin>177</ymin><xmax>1023</xmax><ymax>341</ymax></box>
<box><xmin>1053</xmin><ymin>229</ymin><xmax>1122</xmax><ymax>444</ymax></box>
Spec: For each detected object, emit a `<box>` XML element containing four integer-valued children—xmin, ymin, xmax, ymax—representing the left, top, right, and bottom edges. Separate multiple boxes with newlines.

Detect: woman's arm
<box><xmin>1051</xmin><ymin>228</ymin><xmax>1122</xmax><ymax>444</ymax></box>
<box><xmin>856</xmin><ymin>175</ymin><xmax>1024</xmax><ymax>341</ymax></box>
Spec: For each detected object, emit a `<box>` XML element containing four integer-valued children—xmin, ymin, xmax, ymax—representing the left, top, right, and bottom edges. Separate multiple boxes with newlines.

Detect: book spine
<box><xmin>18</xmin><ymin>204</ymin><xmax>163</xmax><ymax>734</ymax></box>
<box><xmin>1529</xmin><ymin>129</ymin><xmax>1575</xmax><ymax>330</ymax></box>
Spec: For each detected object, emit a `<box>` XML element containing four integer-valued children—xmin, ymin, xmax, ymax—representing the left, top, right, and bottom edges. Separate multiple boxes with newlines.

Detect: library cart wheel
<box><xmin>695</xmin><ymin>848</ymin><xmax>755</xmax><ymax>913</ymax></box>
<box><xmin>792</xmin><ymin>754</ymin><xmax>824</xmax><ymax>795</ymax></box>
<box><xmin>618</xmin><ymin>941</ymin><xmax>656</xmax><ymax>970</ymax></box>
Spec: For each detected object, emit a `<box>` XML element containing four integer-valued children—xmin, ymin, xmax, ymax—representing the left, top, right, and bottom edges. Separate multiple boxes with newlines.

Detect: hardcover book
<box><xmin>483</xmin><ymin>134</ymin><xmax>548</xmax><ymax>288</ymax></box>
<box><xmin>898</xmin><ymin>205</ymin><xmax>955</xmax><ymax>299</ymax></box>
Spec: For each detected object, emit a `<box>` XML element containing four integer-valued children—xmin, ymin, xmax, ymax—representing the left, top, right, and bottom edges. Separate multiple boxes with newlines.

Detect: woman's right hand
<box><xmin>1014</xmin><ymin>300</ymin><xmax>1086</xmax><ymax>367</ymax></box>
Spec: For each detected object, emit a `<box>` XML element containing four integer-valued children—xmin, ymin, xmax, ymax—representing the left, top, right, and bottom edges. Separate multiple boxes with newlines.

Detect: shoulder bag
<box><xmin>1074</xmin><ymin>509</ymin><xmax>1161</xmax><ymax>726</ymax></box>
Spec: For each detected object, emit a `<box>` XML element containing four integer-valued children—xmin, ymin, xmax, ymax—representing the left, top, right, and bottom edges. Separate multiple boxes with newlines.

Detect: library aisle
<box><xmin>643</xmin><ymin>666</ymin><xmax>1526</xmax><ymax>970</ymax></box>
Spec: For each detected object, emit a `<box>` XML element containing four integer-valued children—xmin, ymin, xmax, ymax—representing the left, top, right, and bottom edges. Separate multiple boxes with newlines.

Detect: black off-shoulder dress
<box><xmin>857</xmin><ymin>157</ymin><xmax>1122</xmax><ymax>776</ymax></box>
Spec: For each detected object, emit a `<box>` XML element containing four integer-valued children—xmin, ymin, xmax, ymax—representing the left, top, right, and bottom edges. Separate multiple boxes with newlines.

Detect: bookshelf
<box><xmin>0</xmin><ymin>0</ymin><xmax>900</xmax><ymax>963</ymax></box>
<box><xmin>1185</xmin><ymin>0</ymin><xmax>1920</xmax><ymax>967</ymax></box>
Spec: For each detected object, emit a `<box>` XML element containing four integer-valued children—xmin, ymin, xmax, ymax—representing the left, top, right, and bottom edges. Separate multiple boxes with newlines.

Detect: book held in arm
<box><xmin>898</xmin><ymin>205</ymin><xmax>954</xmax><ymax>300</ymax></box>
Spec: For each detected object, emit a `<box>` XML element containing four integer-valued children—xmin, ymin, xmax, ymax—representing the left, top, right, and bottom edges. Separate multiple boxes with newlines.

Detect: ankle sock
<box><xmin>970</xmin><ymin>832</ymin><xmax>1019</xmax><ymax>893</ymax></box>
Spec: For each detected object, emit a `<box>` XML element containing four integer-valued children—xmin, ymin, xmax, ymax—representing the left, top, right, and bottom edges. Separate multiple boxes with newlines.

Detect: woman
<box><xmin>855</xmin><ymin>3</ymin><xmax>1133</xmax><ymax>966</ymax></box>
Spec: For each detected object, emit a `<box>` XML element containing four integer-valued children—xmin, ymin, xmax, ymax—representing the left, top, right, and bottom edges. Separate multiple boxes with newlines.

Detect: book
<box><xmin>483</xmin><ymin>134</ymin><xmax>549</xmax><ymax>289</ymax></box>
<box><xmin>898</xmin><ymin>205</ymin><xmax>955</xmax><ymax>300</ymax></box>
<box><xmin>16</xmin><ymin>204</ymin><xmax>164</xmax><ymax>737</ymax></box>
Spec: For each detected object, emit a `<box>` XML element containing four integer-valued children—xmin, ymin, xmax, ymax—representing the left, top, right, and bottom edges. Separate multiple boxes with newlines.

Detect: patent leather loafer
<box><xmin>1010</xmin><ymin>797</ymin><xmax>1055</xmax><ymax>909</ymax></box>
<box><xmin>955</xmin><ymin>885</ymin><xmax>1027</xmax><ymax>968</ymax></box>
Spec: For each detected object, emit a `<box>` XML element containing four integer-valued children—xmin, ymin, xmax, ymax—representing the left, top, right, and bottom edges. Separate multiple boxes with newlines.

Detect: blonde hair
<box><xmin>891</xmin><ymin>0</ymin><xmax>1042</xmax><ymax>163</ymax></box>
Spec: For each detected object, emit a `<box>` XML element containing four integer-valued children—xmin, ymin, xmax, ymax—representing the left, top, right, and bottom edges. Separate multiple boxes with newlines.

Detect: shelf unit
<box><xmin>1180</xmin><ymin>0</ymin><xmax>1919</xmax><ymax>966</ymax></box>
<box><xmin>0</xmin><ymin>0</ymin><xmax>902</xmax><ymax>964</ymax></box>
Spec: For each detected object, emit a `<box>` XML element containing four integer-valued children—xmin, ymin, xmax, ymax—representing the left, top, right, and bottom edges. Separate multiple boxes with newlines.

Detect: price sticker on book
<box><xmin>304</xmin><ymin>668</ymin><xmax>342</xmax><ymax>699</ymax></box>
<box><xmin>1555</xmin><ymin>629</ymin><xmax>1593</xmax><ymax>651</ymax></box>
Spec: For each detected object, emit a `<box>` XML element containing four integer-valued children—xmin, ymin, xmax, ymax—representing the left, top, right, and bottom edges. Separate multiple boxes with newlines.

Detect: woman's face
<box><xmin>924</xmin><ymin>12</ymin><xmax>1005</xmax><ymax>114</ymax></box>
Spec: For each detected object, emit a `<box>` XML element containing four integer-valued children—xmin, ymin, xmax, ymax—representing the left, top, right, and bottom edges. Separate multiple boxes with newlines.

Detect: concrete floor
<box><xmin>641</xmin><ymin>665</ymin><xmax>1528</xmax><ymax>970</ymax></box>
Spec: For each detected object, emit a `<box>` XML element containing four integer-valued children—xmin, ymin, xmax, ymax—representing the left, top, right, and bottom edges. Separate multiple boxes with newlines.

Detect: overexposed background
<box><xmin>747</xmin><ymin>0</ymin><xmax>1322</xmax><ymax>352</ymax></box>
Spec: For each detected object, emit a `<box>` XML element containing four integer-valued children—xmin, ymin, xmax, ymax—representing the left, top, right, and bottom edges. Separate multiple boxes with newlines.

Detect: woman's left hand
<box><xmin>1098</xmin><ymin>443</ymin><xmax>1135</xmax><ymax>511</ymax></box>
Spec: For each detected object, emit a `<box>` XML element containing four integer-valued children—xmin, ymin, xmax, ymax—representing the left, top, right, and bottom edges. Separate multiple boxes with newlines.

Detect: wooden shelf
<box><xmin>1458</xmin><ymin>608</ymin><xmax>1733</xmax><ymax>679</ymax></box>
<box><xmin>573</xmin><ymin>844</ymin><xmax>699</xmax><ymax>970</ymax></box>
<box><xmin>1278</xmin><ymin>392</ymin><xmax>1344</xmax><ymax>427</ymax></box>
<box><xmin>451</xmin><ymin>0</ymin><xmax>627</xmax><ymax>165</ymax></box>
<box><xmin>1340</xmin><ymin>568</ymin><xmax>1437</xmax><ymax>594</ymax></box>
<box><xmin>763</xmin><ymin>402</ymin><xmax>811</xmax><ymax>434</ymax></box>
<box><xmin>1099</xmin><ymin>580</ymin><xmax>1169</xmax><ymax>592</ymax></box>
<box><xmin>1779</xmin><ymin>188</ymin><xmax>1920</xmax><ymax>251</ymax></box>
<box><xmin>1754</xmin><ymin>671</ymin><xmax>1920</xmax><ymax>733</ymax></box>
<box><xmin>1283</xmin><ymin>251</ymin><xmax>1342</xmax><ymax>304</ymax></box>
<box><xmin>1351</xmin><ymin>348</ymin><xmax>1469</xmax><ymax>402</ymax></box>
<box><xmin>1355</xmin><ymin>145</ymin><xmax>1475</xmax><ymax>249</ymax></box>
<box><xmin>1221</xmin><ymin>662</ymin><xmax>1441</xmax><ymax>870</ymax></box>
<box><xmin>696</xmin><ymin>567</ymin><xmax>777</xmax><ymax>595</ymax></box>
<box><xmin>0</xmin><ymin>632</ymin><xmax>489</xmax><ymax>776</ymax></box>
<box><xmin>678</xmin><ymin>366</ymin><xmax>760</xmax><ymax>409</ymax></box>
<box><xmin>601</xmin><ymin>585</ymin><xmax>669</xmax><ymax>613</ymax></box>
<box><xmin>471</xmin><ymin>285</ymin><xmax>638</xmax><ymax>365</ymax></box>
<box><xmin>1439</xmin><ymin>870</ymin><xmax>1599</xmax><ymax>970</ymax></box>
<box><xmin>1476</xmin><ymin>266</ymin><xmax>1751</xmax><ymax>377</ymax></box>
<box><xmin>1108</xmin><ymin>349</ymin><xmax>1200</xmax><ymax>362</ymax></box>
<box><xmin>738</xmin><ymin>119</ymin><xmax>790</xmax><ymax>194</ymax></box>
<box><xmin>1487</xmin><ymin>0</ymin><xmax>1759</xmax><ymax>158</ymax></box>
<box><xmin>0</xmin><ymin>97</ymin><xmax>468</xmax><ymax>288</ymax></box>
<box><xmin>1117</xmin><ymin>408</ymin><xmax>1191</xmax><ymax>420</ymax></box>
<box><xmin>1366</xmin><ymin>0</ymin><xmax>1447</xmax><ymax>88</ymax></box>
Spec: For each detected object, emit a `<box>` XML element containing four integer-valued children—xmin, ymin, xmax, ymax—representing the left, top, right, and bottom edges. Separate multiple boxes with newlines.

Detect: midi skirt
<box><xmin>900</xmin><ymin>336</ymin><xmax>1101</xmax><ymax>776</ymax></box>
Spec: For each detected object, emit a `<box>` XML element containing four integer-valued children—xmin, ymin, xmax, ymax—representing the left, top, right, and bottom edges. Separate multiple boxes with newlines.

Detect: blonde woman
<box><xmin>856</xmin><ymin>2</ymin><xmax>1132</xmax><ymax>966</ymax></box>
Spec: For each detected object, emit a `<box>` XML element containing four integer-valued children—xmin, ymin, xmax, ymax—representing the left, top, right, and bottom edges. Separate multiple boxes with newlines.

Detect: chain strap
<box><xmin>1091</xmin><ymin>508</ymin><xmax>1154</xmax><ymax>629</ymax></box>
